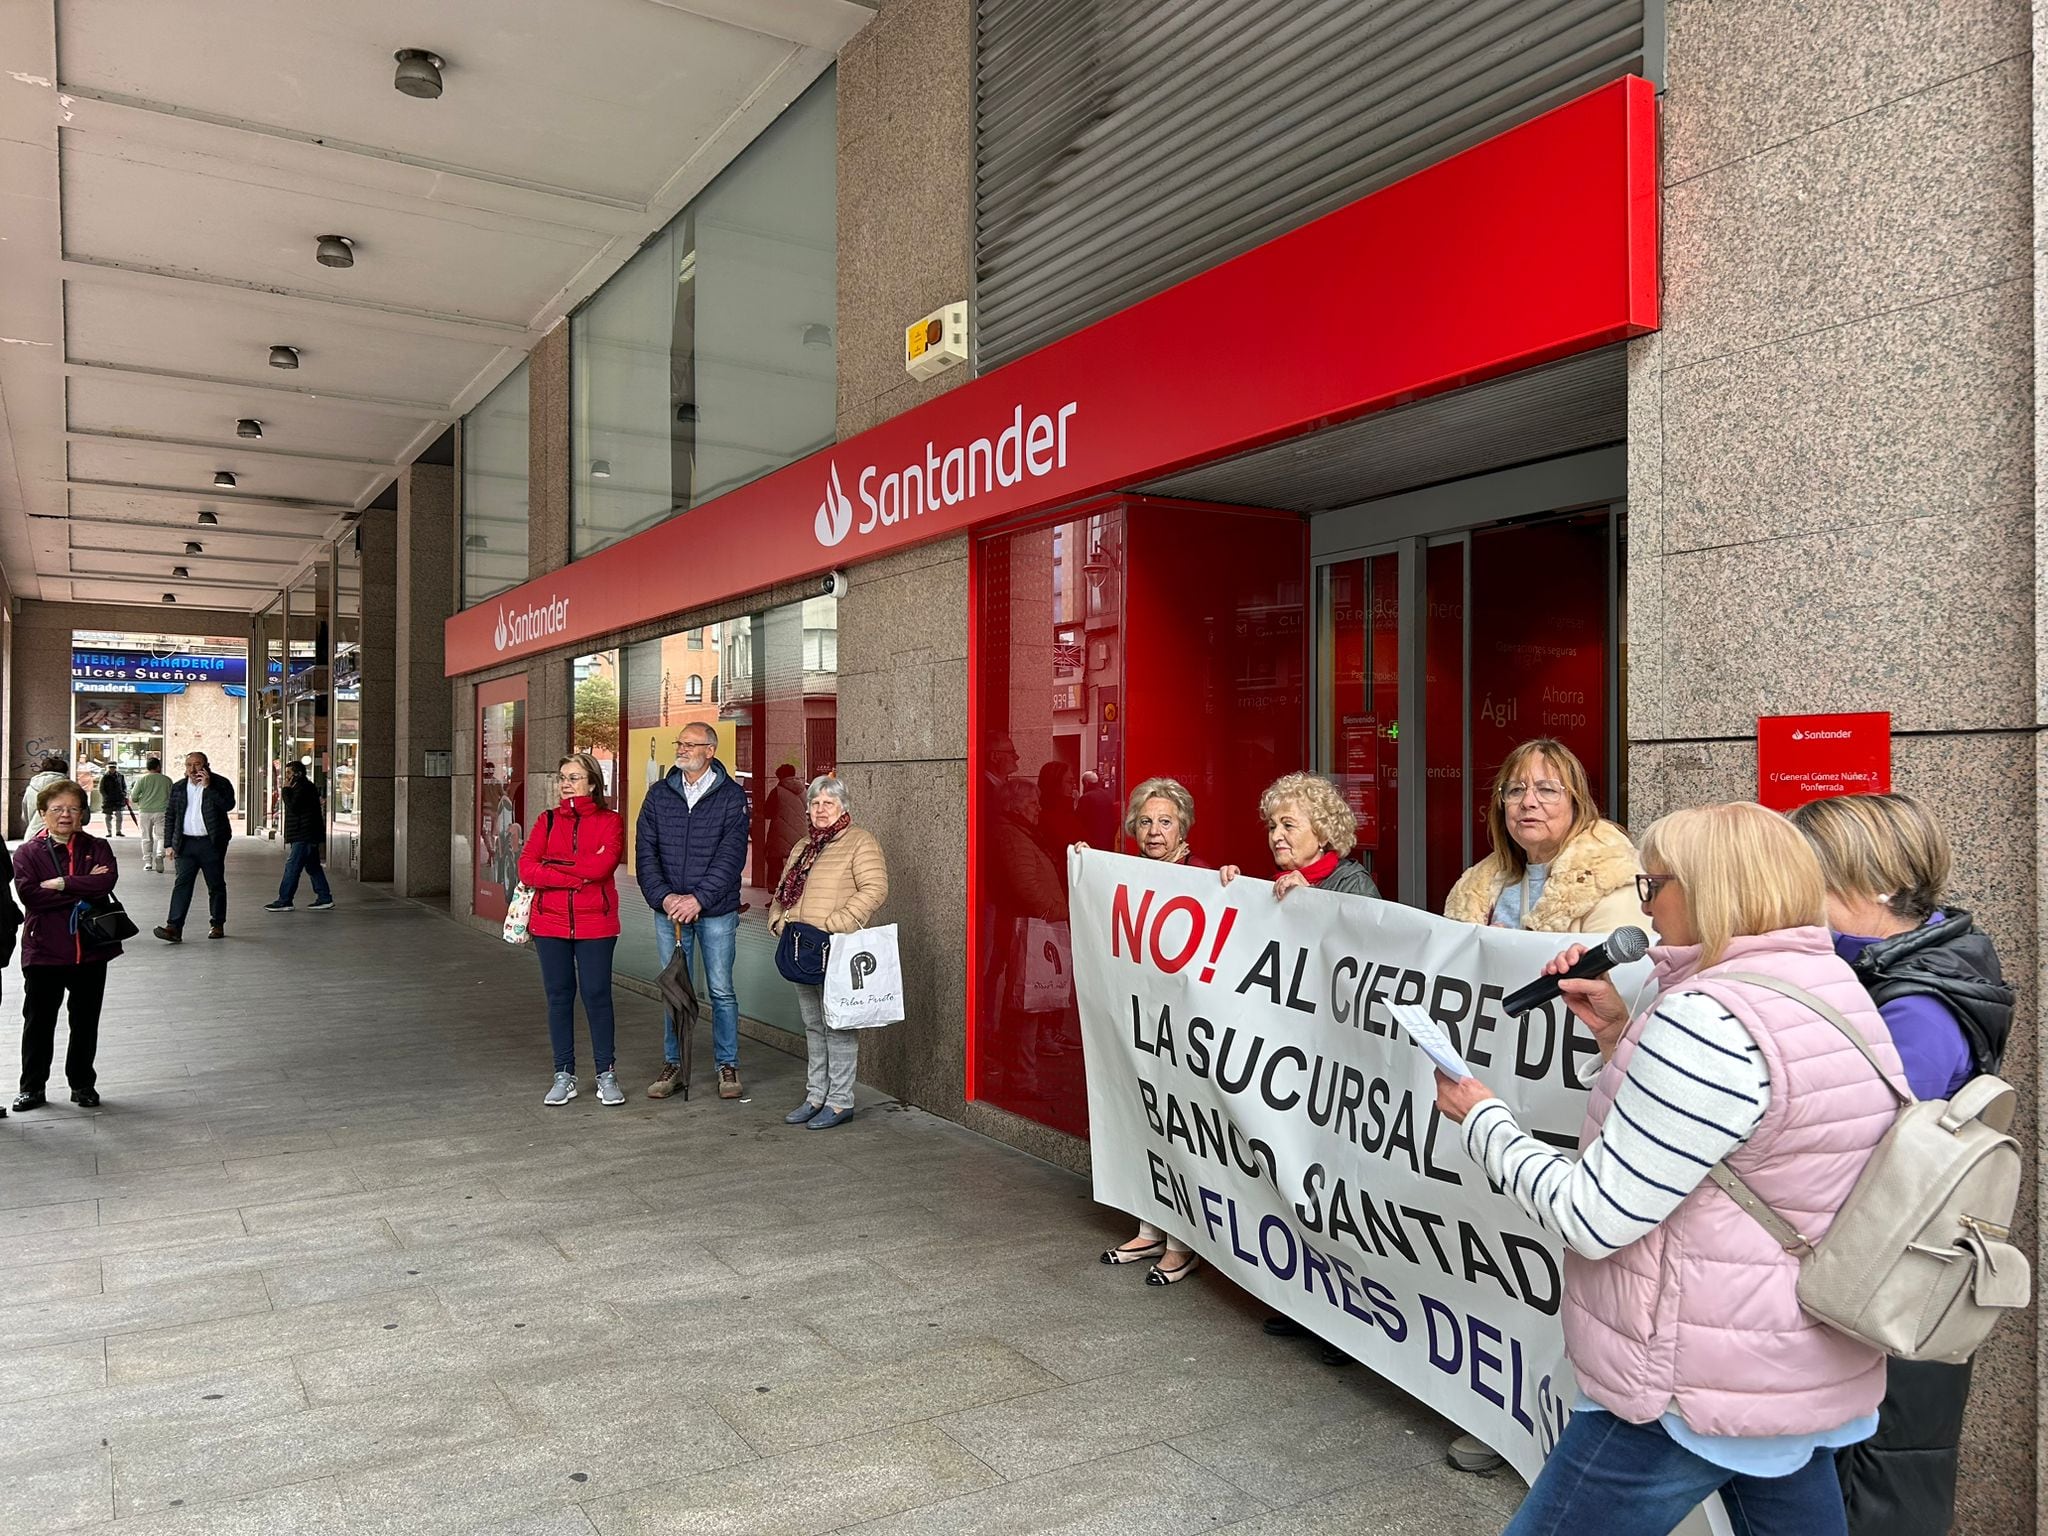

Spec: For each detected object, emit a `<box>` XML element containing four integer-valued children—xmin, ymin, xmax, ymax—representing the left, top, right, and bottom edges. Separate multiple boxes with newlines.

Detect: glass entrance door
<box><xmin>1317</xmin><ymin>547</ymin><xmax>1406</xmax><ymax>900</ymax></box>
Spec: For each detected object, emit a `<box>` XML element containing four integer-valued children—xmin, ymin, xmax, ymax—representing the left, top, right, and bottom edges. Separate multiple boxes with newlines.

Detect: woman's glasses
<box><xmin>1499</xmin><ymin>780</ymin><xmax>1568</xmax><ymax>806</ymax></box>
<box><xmin>1635</xmin><ymin>874</ymin><xmax>1675</xmax><ymax>903</ymax></box>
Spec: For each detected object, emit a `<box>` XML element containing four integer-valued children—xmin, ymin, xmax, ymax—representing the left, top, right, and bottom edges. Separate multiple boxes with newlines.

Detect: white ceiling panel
<box><xmin>67</xmin><ymin>374</ymin><xmax>428</xmax><ymax>463</ymax></box>
<box><xmin>0</xmin><ymin>0</ymin><xmax>869</xmax><ymax>609</ymax></box>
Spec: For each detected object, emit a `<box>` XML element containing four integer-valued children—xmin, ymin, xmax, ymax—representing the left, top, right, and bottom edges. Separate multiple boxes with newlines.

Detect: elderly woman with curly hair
<box><xmin>1219</xmin><ymin>772</ymin><xmax>1379</xmax><ymax>900</ymax></box>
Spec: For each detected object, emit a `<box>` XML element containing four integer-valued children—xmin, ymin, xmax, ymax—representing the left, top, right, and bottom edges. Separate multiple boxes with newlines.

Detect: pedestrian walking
<box><xmin>264</xmin><ymin>763</ymin><xmax>334</xmax><ymax>912</ymax></box>
<box><xmin>98</xmin><ymin>764</ymin><xmax>129</xmax><ymax>838</ymax></box>
<box><xmin>768</xmin><ymin>774</ymin><xmax>887</xmax><ymax>1131</ymax></box>
<box><xmin>20</xmin><ymin>756</ymin><xmax>65</xmax><ymax>833</ymax></box>
<box><xmin>128</xmin><ymin>756</ymin><xmax>173</xmax><ymax>872</ymax></box>
<box><xmin>154</xmin><ymin>752</ymin><xmax>234</xmax><ymax>942</ymax></box>
<box><xmin>635</xmin><ymin>724</ymin><xmax>750</xmax><ymax>1101</ymax></box>
<box><xmin>13</xmin><ymin>780</ymin><xmax>122</xmax><ymax>1111</ymax></box>
<box><xmin>521</xmin><ymin>753</ymin><xmax>626</xmax><ymax>1107</ymax></box>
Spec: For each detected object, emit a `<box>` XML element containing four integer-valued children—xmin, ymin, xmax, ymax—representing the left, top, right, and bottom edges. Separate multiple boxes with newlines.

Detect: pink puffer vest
<box><xmin>1562</xmin><ymin>926</ymin><xmax>1909</xmax><ymax>1436</ymax></box>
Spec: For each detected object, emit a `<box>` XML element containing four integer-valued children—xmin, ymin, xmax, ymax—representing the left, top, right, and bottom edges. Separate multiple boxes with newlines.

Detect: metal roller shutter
<box><xmin>974</xmin><ymin>0</ymin><xmax>1654</xmax><ymax>371</ymax></box>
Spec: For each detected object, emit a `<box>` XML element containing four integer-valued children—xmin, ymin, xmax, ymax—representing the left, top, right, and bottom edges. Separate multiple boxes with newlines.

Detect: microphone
<box><xmin>1500</xmin><ymin>926</ymin><xmax>1651</xmax><ymax>1016</ymax></box>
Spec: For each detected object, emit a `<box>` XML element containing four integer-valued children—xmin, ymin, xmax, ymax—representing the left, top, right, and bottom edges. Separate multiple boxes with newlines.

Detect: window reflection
<box><xmin>461</xmin><ymin>360</ymin><xmax>531</xmax><ymax>606</ymax></box>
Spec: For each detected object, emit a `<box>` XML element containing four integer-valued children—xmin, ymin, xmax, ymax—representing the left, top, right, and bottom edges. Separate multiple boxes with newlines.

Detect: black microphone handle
<box><xmin>1501</xmin><ymin>941</ymin><xmax>1615</xmax><ymax>1017</ymax></box>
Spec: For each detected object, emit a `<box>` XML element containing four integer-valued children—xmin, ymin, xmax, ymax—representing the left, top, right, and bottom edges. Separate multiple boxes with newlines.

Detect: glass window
<box><xmin>462</xmin><ymin>359</ymin><xmax>530</xmax><ymax>606</ymax></box>
<box><xmin>332</xmin><ymin>532</ymin><xmax>362</xmax><ymax>834</ymax></box>
<box><xmin>571</xmin><ymin>72</ymin><xmax>837</xmax><ymax>559</ymax></box>
<box><xmin>570</xmin><ymin>650</ymin><xmax>622</xmax><ymax>805</ymax></box>
<box><xmin>611</xmin><ymin>597</ymin><xmax>839</xmax><ymax>1034</ymax></box>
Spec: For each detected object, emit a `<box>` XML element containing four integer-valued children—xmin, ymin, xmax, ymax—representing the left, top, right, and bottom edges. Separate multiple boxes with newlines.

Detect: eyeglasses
<box><xmin>676</xmin><ymin>738</ymin><xmax>714</xmax><ymax>753</ymax></box>
<box><xmin>1500</xmin><ymin>780</ymin><xmax>1568</xmax><ymax>806</ymax></box>
<box><xmin>556</xmin><ymin>773</ymin><xmax>588</xmax><ymax>784</ymax></box>
<box><xmin>1635</xmin><ymin>874</ymin><xmax>1676</xmax><ymax>903</ymax></box>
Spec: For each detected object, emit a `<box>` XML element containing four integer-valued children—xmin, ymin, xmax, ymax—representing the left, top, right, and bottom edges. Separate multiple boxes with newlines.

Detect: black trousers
<box><xmin>168</xmin><ymin>842</ymin><xmax>227</xmax><ymax>928</ymax></box>
<box><xmin>20</xmin><ymin>962</ymin><xmax>108</xmax><ymax>1095</ymax></box>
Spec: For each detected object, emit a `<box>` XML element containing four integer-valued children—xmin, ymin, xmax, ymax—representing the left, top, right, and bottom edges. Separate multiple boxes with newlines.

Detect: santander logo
<box><xmin>494</xmin><ymin>595</ymin><xmax>572</xmax><ymax>653</ymax></box>
<box><xmin>811</xmin><ymin>399</ymin><xmax>1080</xmax><ymax>550</ymax></box>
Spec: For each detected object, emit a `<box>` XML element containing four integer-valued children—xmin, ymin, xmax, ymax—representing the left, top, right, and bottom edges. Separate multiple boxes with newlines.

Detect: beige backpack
<box><xmin>1705</xmin><ymin>972</ymin><xmax>2030</xmax><ymax>1365</ymax></box>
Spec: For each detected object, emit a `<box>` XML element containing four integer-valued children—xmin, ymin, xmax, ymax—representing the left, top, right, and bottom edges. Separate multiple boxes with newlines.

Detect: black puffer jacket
<box><xmin>280</xmin><ymin>778</ymin><xmax>324</xmax><ymax>846</ymax></box>
<box><xmin>1835</xmin><ymin>907</ymin><xmax>2012</xmax><ymax>1536</ymax></box>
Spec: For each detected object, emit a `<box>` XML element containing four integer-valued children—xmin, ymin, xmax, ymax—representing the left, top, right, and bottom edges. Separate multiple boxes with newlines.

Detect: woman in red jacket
<box><xmin>519</xmin><ymin>753</ymin><xmax>627</xmax><ymax>1107</ymax></box>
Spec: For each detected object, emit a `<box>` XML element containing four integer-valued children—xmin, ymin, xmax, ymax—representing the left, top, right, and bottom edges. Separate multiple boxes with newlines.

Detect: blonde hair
<box><xmin>1787</xmin><ymin>793</ymin><xmax>1951</xmax><ymax>923</ymax></box>
<box><xmin>1123</xmin><ymin>777</ymin><xmax>1196</xmax><ymax>843</ymax></box>
<box><xmin>557</xmin><ymin>752</ymin><xmax>609</xmax><ymax>811</ymax></box>
<box><xmin>1482</xmin><ymin>738</ymin><xmax>1602</xmax><ymax>880</ymax></box>
<box><xmin>1258</xmin><ymin>773</ymin><xmax>1357</xmax><ymax>859</ymax></box>
<box><xmin>1638</xmin><ymin>802</ymin><xmax>1826</xmax><ymax>966</ymax></box>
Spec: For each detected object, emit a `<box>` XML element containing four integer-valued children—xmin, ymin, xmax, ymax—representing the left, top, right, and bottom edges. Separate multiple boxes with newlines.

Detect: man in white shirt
<box><xmin>153</xmin><ymin>752</ymin><xmax>235</xmax><ymax>943</ymax></box>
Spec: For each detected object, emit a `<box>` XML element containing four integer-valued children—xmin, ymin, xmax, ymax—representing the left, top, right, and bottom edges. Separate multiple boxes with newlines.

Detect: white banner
<box><xmin>1073</xmin><ymin>850</ymin><xmax>1662</xmax><ymax>1486</ymax></box>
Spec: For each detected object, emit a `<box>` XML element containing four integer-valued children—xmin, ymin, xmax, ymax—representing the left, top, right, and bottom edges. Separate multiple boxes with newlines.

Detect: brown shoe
<box><xmin>717</xmin><ymin>1065</ymin><xmax>742</xmax><ymax>1099</ymax></box>
<box><xmin>208</xmin><ymin>924</ymin><xmax>225</xmax><ymax>940</ymax></box>
<box><xmin>647</xmin><ymin>1063</ymin><xmax>684</xmax><ymax>1099</ymax></box>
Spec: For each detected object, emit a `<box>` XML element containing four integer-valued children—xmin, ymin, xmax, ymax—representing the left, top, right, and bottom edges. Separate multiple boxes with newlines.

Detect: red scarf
<box><xmin>777</xmin><ymin>812</ymin><xmax>850</xmax><ymax>911</ymax></box>
<box><xmin>1296</xmin><ymin>849</ymin><xmax>1341</xmax><ymax>886</ymax></box>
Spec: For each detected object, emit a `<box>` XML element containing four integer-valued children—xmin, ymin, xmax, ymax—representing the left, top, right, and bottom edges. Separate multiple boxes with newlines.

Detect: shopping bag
<box><xmin>1008</xmin><ymin>917</ymin><xmax>1072</xmax><ymax>1013</ymax></box>
<box><xmin>502</xmin><ymin>883</ymin><xmax>535</xmax><ymax>944</ymax></box>
<box><xmin>822</xmin><ymin>923</ymin><xmax>904</xmax><ymax>1029</ymax></box>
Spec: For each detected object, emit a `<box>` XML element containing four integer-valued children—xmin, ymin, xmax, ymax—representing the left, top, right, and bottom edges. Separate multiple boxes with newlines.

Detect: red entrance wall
<box><xmin>969</xmin><ymin>497</ymin><xmax>1307</xmax><ymax>1139</ymax></box>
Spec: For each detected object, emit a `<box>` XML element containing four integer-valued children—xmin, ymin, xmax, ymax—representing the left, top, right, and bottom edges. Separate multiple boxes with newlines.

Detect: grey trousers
<box><xmin>795</xmin><ymin>982</ymin><xmax>858</xmax><ymax>1110</ymax></box>
<box><xmin>138</xmin><ymin>812</ymin><xmax>166</xmax><ymax>870</ymax></box>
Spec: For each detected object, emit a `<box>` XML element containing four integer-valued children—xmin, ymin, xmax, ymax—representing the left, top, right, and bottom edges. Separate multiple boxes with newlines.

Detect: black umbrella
<box><xmin>657</xmin><ymin>923</ymin><xmax>698</xmax><ymax>1100</ymax></box>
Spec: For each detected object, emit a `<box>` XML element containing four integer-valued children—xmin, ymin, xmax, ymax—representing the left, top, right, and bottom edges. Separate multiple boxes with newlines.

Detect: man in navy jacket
<box><xmin>635</xmin><ymin>724</ymin><xmax>751</xmax><ymax>1099</ymax></box>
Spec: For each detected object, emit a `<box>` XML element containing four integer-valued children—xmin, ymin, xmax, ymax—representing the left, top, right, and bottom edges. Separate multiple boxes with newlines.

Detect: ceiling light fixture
<box><xmin>394</xmin><ymin>48</ymin><xmax>445</xmax><ymax>99</ymax></box>
<box><xmin>802</xmin><ymin>323</ymin><xmax>833</xmax><ymax>350</ymax></box>
<box><xmin>268</xmin><ymin>345</ymin><xmax>300</xmax><ymax>370</ymax></box>
<box><xmin>590</xmin><ymin>459</ymin><xmax>611</xmax><ymax>478</ymax></box>
<box><xmin>237</xmin><ymin>418</ymin><xmax>263</xmax><ymax>439</ymax></box>
<box><xmin>185</xmin><ymin>541</ymin><xmax>204</xmax><ymax>555</ymax></box>
<box><xmin>464</xmin><ymin>533</ymin><xmax>488</xmax><ymax>550</ymax></box>
<box><xmin>196</xmin><ymin>510</ymin><xmax>220</xmax><ymax>526</ymax></box>
<box><xmin>213</xmin><ymin>471</ymin><xmax>237</xmax><ymax>488</ymax></box>
<box><xmin>172</xmin><ymin>566</ymin><xmax>191</xmax><ymax>579</ymax></box>
<box><xmin>161</xmin><ymin>593</ymin><xmax>177</xmax><ymax>604</ymax></box>
<box><xmin>316</xmin><ymin>235</ymin><xmax>355</xmax><ymax>269</ymax></box>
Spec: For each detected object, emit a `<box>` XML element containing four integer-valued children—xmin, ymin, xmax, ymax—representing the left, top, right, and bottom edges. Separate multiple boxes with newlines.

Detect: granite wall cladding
<box><xmin>1636</xmin><ymin>5</ymin><xmax>2040</xmax><ymax>1526</ymax></box>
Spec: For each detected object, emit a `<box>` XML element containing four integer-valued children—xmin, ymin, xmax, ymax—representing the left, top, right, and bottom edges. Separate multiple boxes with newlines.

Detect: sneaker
<box><xmin>595</xmin><ymin>1070</ymin><xmax>625</xmax><ymax>1106</ymax></box>
<box><xmin>543</xmin><ymin>1072</ymin><xmax>577</xmax><ymax>1106</ymax></box>
<box><xmin>1446</xmin><ymin>1434</ymin><xmax>1507</xmax><ymax>1475</ymax></box>
<box><xmin>717</xmin><ymin>1065</ymin><xmax>742</xmax><ymax>1100</ymax></box>
<box><xmin>264</xmin><ymin>901</ymin><xmax>292</xmax><ymax>913</ymax></box>
<box><xmin>647</xmin><ymin>1063</ymin><xmax>684</xmax><ymax>1099</ymax></box>
<box><xmin>308</xmin><ymin>898</ymin><xmax>335</xmax><ymax>912</ymax></box>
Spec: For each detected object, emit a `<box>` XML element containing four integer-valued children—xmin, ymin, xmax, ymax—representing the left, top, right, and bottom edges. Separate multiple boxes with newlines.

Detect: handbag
<box><xmin>774</xmin><ymin>920</ymin><xmax>830</xmax><ymax>985</ymax></box>
<box><xmin>1708</xmin><ymin>972</ymin><xmax>2029</xmax><ymax>1363</ymax></box>
<box><xmin>502</xmin><ymin>883</ymin><xmax>535</xmax><ymax>944</ymax></box>
<box><xmin>72</xmin><ymin>892</ymin><xmax>138</xmax><ymax>946</ymax></box>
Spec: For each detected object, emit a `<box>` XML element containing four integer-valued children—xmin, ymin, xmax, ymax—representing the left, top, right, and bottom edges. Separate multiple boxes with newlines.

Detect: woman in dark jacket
<box><xmin>1790</xmin><ymin>793</ymin><xmax>2014</xmax><ymax>1536</ymax></box>
<box><xmin>12</xmin><ymin>780</ymin><xmax>121</xmax><ymax>1111</ymax></box>
<box><xmin>518</xmin><ymin>753</ymin><xmax>627</xmax><ymax>1109</ymax></box>
<box><xmin>1218</xmin><ymin>772</ymin><xmax>1380</xmax><ymax>901</ymax></box>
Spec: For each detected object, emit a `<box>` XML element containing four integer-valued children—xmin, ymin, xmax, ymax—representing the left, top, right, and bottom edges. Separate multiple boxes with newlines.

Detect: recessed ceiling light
<box><xmin>590</xmin><ymin>459</ymin><xmax>611</xmax><ymax>479</ymax></box>
<box><xmin>394</xmin><ymin>48</ymin><xmax>445</xmax><ymax>99</ymax></box>
<box><xmin>185</xmin><ymin>541</ymin><xmax>204</xmax><ymax>555</ymax></box>
<box><xmin>464</xmin><ymin>533</ymin><xmax>488</xmax><ymax>550</ymax></box>
<box><xmin>268</xmin><ymin>345</ymin><xmax>300</xmax><ymax>370</ymax></box>
<box><xmin>316</xmin><ymin>235</ymin><xmax>355</xmax><ymax>269</ymax></box>
<box><xmin>213</xmin><ymin>471</ymin><xmax>237</xmax><ymax>488</ymax></box>
<box><xmin>172</xmin><ymin>566</ymin><xmax>190</xmax><ymax>579</ymax></box>
<box><xmin>237</xmin><ymin>419</ymin><xmax>263</xmax><ymax>439</ymax></box>
<box><xmin>802</xmin><ymin>323</ymin><xmax>833</xmax><ymax>350</ymax></box>
<box><xmin>161</xmin><ymin>593</ymin><xmax>177</xmax><ymax>603</ymax></box>
<box><xmin>196</xmin><ymin>511</ymin><xmax>220</xmax><ymax>526</ymax></box>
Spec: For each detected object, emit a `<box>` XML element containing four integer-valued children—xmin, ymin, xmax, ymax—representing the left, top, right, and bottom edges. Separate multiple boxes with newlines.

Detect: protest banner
<box><xmin>1073</xmin><ymin>847</ymin><xmax>1726</xmax><ymax>1534</ymax></box>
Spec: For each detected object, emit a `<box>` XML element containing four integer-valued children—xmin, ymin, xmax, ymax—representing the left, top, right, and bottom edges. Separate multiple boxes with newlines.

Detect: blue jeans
<box><xmin>534</xmin><ymin>935</ymin><xmax>616</xmax><ymax>1075</ymax></box>
<box><xmin>654</xmin><ymin>910</ymin><xmax>738</xmax><ymax>1068</ymax></box>
<box><xmin>1506</xmin><ymin>1410</ymin><xmax>1847</xmax><ymax>1536</ymax></box>
<box><xmin>277</xmin><ymin>841</ymin><xmax>332</xmax><ymax>906</ymax></box>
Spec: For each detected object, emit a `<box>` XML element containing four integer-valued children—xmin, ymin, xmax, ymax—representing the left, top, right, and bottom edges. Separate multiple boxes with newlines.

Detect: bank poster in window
<box><xmin>475</xmin><ymin>678</ymin><xmax>527</xmax><ymax>923</ymax></box>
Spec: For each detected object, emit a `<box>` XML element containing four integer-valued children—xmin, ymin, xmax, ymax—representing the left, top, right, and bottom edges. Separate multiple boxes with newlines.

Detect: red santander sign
<box><xmin>447</xmin><ymin>77</ymin><xmax>1658</xmax><ymax>676</ymax></box>
<box><xmin>1756</xmin><ymin>713</ymin><xmax>1891</xmax><ymax>812</ymax></box>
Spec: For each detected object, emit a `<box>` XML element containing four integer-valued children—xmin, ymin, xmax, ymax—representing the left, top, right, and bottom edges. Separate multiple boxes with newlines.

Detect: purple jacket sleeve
<box><xmin>1878</xmin><ymin>993</ymin><xmax>1976</xmax><ymax>1101</ymax></box>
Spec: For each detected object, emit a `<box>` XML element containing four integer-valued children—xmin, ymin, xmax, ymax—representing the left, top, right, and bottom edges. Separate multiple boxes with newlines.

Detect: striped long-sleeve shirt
<box><xmin>1462</xmin><ymin>990</ymin><xmax>1770</xmax><ymax>1260</ymax></box>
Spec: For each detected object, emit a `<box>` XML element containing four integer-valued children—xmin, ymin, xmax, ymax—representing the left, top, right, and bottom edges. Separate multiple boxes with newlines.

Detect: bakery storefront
<box><xmin>448</xmin><ymin>79</ymin><xmax>1658</xmax><ymax>1146</ymax></box>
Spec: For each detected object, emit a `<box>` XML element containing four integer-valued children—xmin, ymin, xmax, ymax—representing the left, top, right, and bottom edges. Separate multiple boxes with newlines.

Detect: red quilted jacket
<box><xmin>516</xmin><ymin>796</ymin><xmax>625</xmax><ymax>940</ymax></box>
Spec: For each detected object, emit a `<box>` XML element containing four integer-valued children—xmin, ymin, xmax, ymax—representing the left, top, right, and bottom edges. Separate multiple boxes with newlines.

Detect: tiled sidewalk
<box><xmin>0</xmin><ymin>842</ymin><xmax>1524</xmax><ymax>1533</ymax></box>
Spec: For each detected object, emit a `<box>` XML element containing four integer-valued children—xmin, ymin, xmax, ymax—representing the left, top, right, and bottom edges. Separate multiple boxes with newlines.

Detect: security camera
<box><xmin>820</xmin><ymin>570</ymin><xmax>850</xmax><ymax>599</ymax></box>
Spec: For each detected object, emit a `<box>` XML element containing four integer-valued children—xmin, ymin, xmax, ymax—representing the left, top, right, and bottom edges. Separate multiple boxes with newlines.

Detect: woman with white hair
<box><xmin>769</xmin><ymin>774</ymin><xmax>889</xmax><ymax>1130</ymax></box>
<box><xmin>1219</xmin><ymin>772</ymin><xmax>1379</xmax><ymax>900</ymax></box>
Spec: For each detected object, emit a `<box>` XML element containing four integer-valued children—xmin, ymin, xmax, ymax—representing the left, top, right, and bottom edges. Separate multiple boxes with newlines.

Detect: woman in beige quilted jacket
<box><xmin>1440</xmin><ymin>735</ymin><xmax>1643</xmax><ymax>1476</ymax></box>
<box><xmin>768</xmin><ymin>774</ymin><xmax>888</xmax><ymax>1131</ymax></box>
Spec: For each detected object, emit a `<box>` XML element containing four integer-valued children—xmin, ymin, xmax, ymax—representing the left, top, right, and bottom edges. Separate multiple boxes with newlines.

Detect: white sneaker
<box><xmin>543</xmin><ymin>1072</ymin><xmax>577</xmax><ymax>1106</ymax></box>
<box><xmin>595</xmin><ymin>1070</ymin><xmax>625</xmax><ymax>1106</ymax></box>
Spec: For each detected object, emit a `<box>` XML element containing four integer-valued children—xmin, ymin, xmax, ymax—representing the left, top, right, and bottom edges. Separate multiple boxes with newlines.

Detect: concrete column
<box><xmin>394</xmin><ymin>464</ymin><xmax>456</xmax><ymax>896</ymax></box>
<box><xmin>356</xmin><ymin>508</ymin><xmax>397</xmax><ymax>882</ymax></box>
<box><xmin>529</xmin><ymin>321</ymin><xmax>571</xmax><ymax>575</ymax></box>
<box><xmin>1629</xmin><ymin>9</ymin><xmax>2036</xmax><ymax>1526</ymax></box>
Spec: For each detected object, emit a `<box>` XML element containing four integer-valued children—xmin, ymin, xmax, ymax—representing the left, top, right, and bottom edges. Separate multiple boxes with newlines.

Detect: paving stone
<box><xmin>0</xmin><ymin>1199</ymin><xmax>100</xmax><ymax>1236</ymax></box>
<box><xmin>0</xmin><ymin>1358</ymin><xmax>306</xmax><ymax>1460</ymax></box>
<box><xmin>1209</xmin><ymin>1459</ymin><xmax>1515</xmax><ymax>1535</ymax></box>
<box><xmin>0</xmin><ymin>1210</ymin><xmax>247</xmax><ymax>1270</ymax></box>
<box><xmin>291</xmin><ymin>1296</ymin><xmax>624</xmax><ymax>1405</ymax></box>
<box><xmin>0</xmin><ymin>1441</ymin><xmax>110</xmax><ymax>1531</ymax></box>
<box><xmin>0</xmin><ymin>1337</ymin><xmax>106</xmax><ymax>1404</ymax></box>
<box><xmin>0</xmin><ymin>1269</ymin><xmax>270</xmax><ymax>1349</ymax></box>
<box><xmin>1168</xmin><ymin>1385</ymin><xmax>1448</xmax><ymax>1506</ymax></box>
<box><xmin>99</xmin><ymin>1218</ymin><xmax>399</xmax><ymax>1295</ymax></box>
<box><xmin>105</xmin><ymin>1287</ymin><xmax>452</xmax><ymax>1385</ymax></box>
<box><xmin>7</xmin><ymin>1257</ymin><xmax>104</xmax><ymax>1304</ymax></box>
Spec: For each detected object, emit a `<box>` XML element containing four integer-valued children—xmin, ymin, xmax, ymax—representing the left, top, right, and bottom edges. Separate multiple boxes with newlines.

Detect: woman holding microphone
<box><xmin>519</xmin><ymin>753</ymin><xmax>626</xmax><ymax>1108</ymax></box>
<box><xmin>1435</xmin><ymin>803</ymin><xmax>1909</xmax><ymax>1536</ymax></box>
